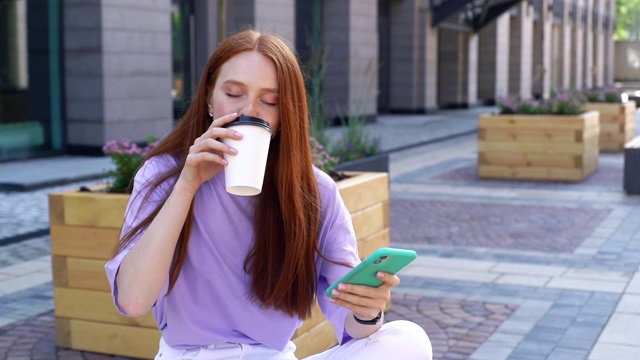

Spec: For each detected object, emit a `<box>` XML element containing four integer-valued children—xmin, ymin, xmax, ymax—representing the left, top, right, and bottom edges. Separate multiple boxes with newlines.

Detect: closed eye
<box><xmin>225</xmin><ymin>92</ymin><xmax>241</xmax><ymax>98</ymax></box>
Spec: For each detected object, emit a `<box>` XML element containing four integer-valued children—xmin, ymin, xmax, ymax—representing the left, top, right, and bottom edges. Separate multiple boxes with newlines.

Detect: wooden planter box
<box><xmin>48</xmin><ymin>172</ymin><xmax>389</xmax><ymax>359</ymax></box>
<box><xmin>477</xmin><ymin>111</ymin><xmax>600</xmax><ymax>182</ymax></box>
<box><xmin>585</xmin><ymin>101</ymin><xmax>636</xmax><ymax>152</ymax></box>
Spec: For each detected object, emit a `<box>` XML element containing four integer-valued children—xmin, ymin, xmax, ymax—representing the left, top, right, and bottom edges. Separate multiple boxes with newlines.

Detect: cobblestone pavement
<box><xmin>0</xmin><ymin>108</ymin><xmax>639</xmax><ymax>359</ymax></box>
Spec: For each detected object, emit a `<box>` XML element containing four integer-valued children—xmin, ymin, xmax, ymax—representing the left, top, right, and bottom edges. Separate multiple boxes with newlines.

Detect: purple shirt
<box><xmin>105</xmin><ymin>155</ymin><xmax>360</xmax><ymax>351</ymax></box>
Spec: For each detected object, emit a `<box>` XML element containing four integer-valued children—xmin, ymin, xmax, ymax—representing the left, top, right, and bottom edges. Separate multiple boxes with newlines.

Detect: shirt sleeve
<box><xmin>314</xmin><ymin>170</ymin><xmax>361</xmax><ymax>344</ymax></box>
<box><xmin>104</xmin><ymin>156</ymin><xmax>176</xmax><ymax>316</ymax></box>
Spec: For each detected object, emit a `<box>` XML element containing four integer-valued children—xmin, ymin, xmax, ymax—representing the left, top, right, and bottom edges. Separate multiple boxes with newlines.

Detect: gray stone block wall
<box><xmin>60</xmin><ymin>0</ymin><xmax>618</xmax><ymax>150</ymax></box>
<box><xmin>438</xmin><ymin>29</ymin><xmax>462</xmax><ymax>107</ymax></box>
<box><xmin>63</xmin><ymin>0</ymin><xmax>172</xmax><ymax>150</ymax></box>
<box><xmin>323</xmin><ymin>0</ymin><xmax>350</xmax><ymax>119</ymax></box>
<box><xmin>348</xmin><ymin>0</ymin><xmax>377</xmax><ymax>116</ymax></box>
<box><xmin>605</xmin><ymin>0</ymin><xmax>615</xmax><ymax>84</ymax></box>
<box><xmin>425</xmin><ymin>11</ymin><xmax>439</xmax><ymax>111</ymax></box>
<box><xmin>533</xmin><ymin>20</ymin><xmax>543</xmax><ymax>95</ymax></box>
<box><xmin>320</xmin><ymin>0</ymin><xmax>378</xmax><ymax>119</ymax></box>
<box><xmin>560</xmin><ymin>24</ymin><xmax>572</xmax><ymax>88</ymax></box>
<box><xmin>508</xmin><ymin>2</ymin><xmax>533</xmax><ymax>98</ymax></box>
<box><xmin>571</xmin><ymin>0</ymin><xmax>584</xmax><ymax>89</ymax></box>
<box><xmin>583</xmin><ymin>0</ymin><xmax>594</xmax><ymax>89</ymax></box>
<box><xmin>227</xmin><ymin>0</ymin><xmax>255</xmax><ymax>33</ymax></box>
<box><xmin>255</xmin><ymin>0</ymin><xmax>295</xmax><ymax>46</ymax></box>
<box><xmin>63</xmin><ymin>1</ymin><xmax>105</xmax><ymax>144</ymax></box>
<box><xmin>388</xmin><ymin>0</ymin><xmax>424</xmax><ymax>111</ymax></box>
<box><xmin>478</xmin><ymin>20</ymin><xmax>499</xmax><ymax>102</ymax></box>
<box><xmin>532</xmin><ymin>0</ymin><xmax>552</xmax><ymax>99</ymax></box>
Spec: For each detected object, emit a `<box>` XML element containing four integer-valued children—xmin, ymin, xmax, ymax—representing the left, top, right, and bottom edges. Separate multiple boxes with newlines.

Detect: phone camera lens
<box><xmin>380</xmin><ymin>255</ymin><xmax>388</xmax><ymax>259</ymax></box>
<box><xmin>374</xmin><ymin>260</ymin><xmax>382</xmax><ymax>264</ymax></box>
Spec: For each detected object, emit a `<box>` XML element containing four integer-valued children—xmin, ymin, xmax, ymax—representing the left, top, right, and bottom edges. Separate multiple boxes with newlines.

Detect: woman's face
<box><xmin>208</xmin><ymin>51</ymin><xmax>280</xmax><ymax>133</ymax></box>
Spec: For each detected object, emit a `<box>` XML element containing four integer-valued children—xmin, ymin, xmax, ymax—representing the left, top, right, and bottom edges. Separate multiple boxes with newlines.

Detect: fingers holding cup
<box><xmin>220</xmin><ymin>116</ymin><xmax>273</xmax><ymax>196</ymax></box>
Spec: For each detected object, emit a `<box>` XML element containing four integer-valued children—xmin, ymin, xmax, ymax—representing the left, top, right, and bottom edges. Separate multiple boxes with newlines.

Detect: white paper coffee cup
<box><xmin>222</xmin><ymin>116</ymin><xmax>272</xmax><ymax>196</ymax></box>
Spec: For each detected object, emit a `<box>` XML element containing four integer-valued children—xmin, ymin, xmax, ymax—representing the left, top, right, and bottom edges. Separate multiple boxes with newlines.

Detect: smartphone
<box><xmin>325</xmin><ymin>248</ymin><xmax>417</xmax><ymax>298</ymax></box>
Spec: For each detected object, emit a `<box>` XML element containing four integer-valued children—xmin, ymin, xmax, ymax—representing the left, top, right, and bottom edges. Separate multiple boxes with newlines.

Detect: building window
<box><xmin>172</xmin><ymin>0</ymin><xmax>194</xmax><ymax>120</ymax></box>
<box><xmin>0</xmin><ymin>0</ymin><xmax>63</xmax><ymax>160</ymax></box>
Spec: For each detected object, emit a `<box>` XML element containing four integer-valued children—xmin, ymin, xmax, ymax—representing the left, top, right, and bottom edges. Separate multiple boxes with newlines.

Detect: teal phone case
<box><xmin>325</xmin><ymin>248</ymin><xmax>417</xmax><ymax>298</ymax></box>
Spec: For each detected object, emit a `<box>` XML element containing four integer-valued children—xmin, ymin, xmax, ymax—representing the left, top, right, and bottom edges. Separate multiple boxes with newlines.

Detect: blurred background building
<box><xmin>0</xmin><ymin>0</ymin><xmax>630</xmax><ymax>161</ymax></box>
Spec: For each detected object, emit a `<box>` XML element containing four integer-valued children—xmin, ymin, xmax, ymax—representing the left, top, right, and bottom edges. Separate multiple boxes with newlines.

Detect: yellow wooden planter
<box><xmin>477</xmin><ymin>111</ymin><xmax>600</xmax><ymax>182</ymax></box>
<box><xmin>48</xmin><ymin>172</ymin><xmax>389</xmax><ymax>359</ymax></box>
<box><xmin>585</xmin><ymin>101</ymin><xmax>636</xmax><ymax>152</ymax></box>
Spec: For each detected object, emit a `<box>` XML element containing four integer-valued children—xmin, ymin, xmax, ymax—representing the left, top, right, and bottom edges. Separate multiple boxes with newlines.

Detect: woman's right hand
<box><xmin>179</xmin><ymin>113</ymin><xmax>243</xmax><ymax>192</ymax></box>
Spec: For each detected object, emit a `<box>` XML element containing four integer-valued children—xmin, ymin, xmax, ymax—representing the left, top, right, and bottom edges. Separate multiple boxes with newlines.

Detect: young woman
<box><xmin>105</xmin><ymin>29</ymin><xmax>432</xmax><ymax>360</ymax></box>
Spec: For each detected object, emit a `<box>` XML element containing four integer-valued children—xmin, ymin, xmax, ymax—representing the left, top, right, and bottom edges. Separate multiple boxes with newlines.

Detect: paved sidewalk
<box><xmin>0</xmin><ymin>106</ymin><xmax>639</xmax><ymax>359</ymax></box>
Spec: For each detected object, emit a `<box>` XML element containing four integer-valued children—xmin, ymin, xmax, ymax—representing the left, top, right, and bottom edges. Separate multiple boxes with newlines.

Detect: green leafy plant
<box><xmin>102</xmin><ymin>135</ymin><xmax>157</xmax><ymax>193</ymax></box>
<box><xmin>309</xmin><ymin>136</ymin><xmax>339</xmax><ymax>173</ymax></box>
<box><xmin>497</xmin><ymin>90</ymin><xmax>586</xmax><ymax>116</ymax></box>
<box><xmin>583</xmin><ymin>87</ymin><xmax>623</xmax><ymax>103</ymax></box>
<box><xmin>330</xmin><ymin>110</ymin><xmax>382</xmax><ymax>164</ymax></box>
<box><xmin>544</xmin><ymin>90</ymin><xmax>587</xmax><ymax>115</ymax></box>
<box><xmin>497</xmin><ymin>94</ymin><xmax>545</xmax><ymax>115</ymax></box>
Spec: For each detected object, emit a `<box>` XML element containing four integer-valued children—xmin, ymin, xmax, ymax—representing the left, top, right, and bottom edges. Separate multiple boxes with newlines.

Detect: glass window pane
<box><xmin>0</xmin><ymin>0</ymin><xmax>63</xmax><ymax>161</ymax></box>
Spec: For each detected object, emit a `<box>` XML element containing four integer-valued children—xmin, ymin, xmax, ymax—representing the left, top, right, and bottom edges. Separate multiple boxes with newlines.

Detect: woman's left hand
<box><xmin>329</xmin><ymin>272</ymin><xmax>399</xmax><ymax>321</ymax></box>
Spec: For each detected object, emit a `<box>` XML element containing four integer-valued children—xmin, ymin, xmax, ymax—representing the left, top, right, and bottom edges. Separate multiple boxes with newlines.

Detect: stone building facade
<box><xmin>0</xmin><ymin>0</ymin><xmax>616</xmax><ymax>159</ymax></box>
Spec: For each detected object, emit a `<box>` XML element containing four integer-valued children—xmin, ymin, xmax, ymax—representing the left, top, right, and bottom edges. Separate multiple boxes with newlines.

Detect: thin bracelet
<box><xmin>353</xmin><ymin>311</ymin><xmax>382</xmax><ymax>325</ymax></box>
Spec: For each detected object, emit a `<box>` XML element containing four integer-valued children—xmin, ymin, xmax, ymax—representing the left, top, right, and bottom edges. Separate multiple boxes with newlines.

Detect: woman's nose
<box><xmin>239</xmin><ymin>100</ymin><xmax>259</xmax><ymax>117</ymax></box>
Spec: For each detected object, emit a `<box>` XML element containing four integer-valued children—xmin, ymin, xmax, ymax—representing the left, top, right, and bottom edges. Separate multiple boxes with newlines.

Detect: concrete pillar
<box><xmin>593</xmin><ymin>0</ymin><xmax>605</xmax><ymax>87</ymax></box>
<box><xmin>478</xmin><ymin>13</ymin><xmax>510</xmax><ymax>103</ymax></box>
<box><xmin>323</xmin><ymin>0</ymin><xmax>378</xmax><ymax>119</ymax></box>
<box><xmin>63</xmin><ymin>0</ymin><xmax>173</xmax><ymax>153</ymax></box>
<box><xmin>438</xmin><ymin>29</ymin><xmax>476</xmax><ymax>107</ymax></box>
<box><xmin>424</xmin><ymin>10</ymin><xmax>439</xmax><ymax>111</ymax></box>
<box><xmin>532</xmin><ymin>0</ymin><xmax>552</xmax><ymax>98</ymax></box>
<box><xmin>255</xmin><ymin>0</ymin><xmax>295</xmax><ymax>44</ymax></box>
<box><xmin>194</xmin><ymin>1</ymin><xmax>220</xmax><ymax>84</ymax></box>
<box><xmin>467</xmin><ymin>33</ymin><xmax>478</xmax><ymax>106</ymax></box>
<box><xmin>558</xmin><ymin>0</ymin><xmax>572</xmax><ymax>89</ymax></box>
<box><xmin>438</xmin><ymin>29</ymin><xmax>459</xmax><ymax>106</ymax></box>
<box><xmin>604</xmin><ymin>0</ymin><xmax>615</xmax><ymax>84</ymax></box>
<box><xmin>509</xmin><ymin>1</ymin><xmax>534</xmax><ymax>98</ymax></box>
<box><xmin>386</xmin><ymin>0</ymin><xmax>435</xmax><ymax>113</ymax></box>
<box><xmin>572</xmin><ymin>0</ymin><xmax>584</xmax><ymax>89</ymax></box>
<box><xmin>584</xmin><ymin>0</ymin><xmax>594</xmax><ymax>89</ymax></box>
<box><xmin>4</xmin><ymin>0</ymin><xmax>28</xmax><ymax>89</ymax></box>
<box><xmin>224</xmin><ymin>0</ymin><xmax>295</xmax><ymax>45</ymax></box>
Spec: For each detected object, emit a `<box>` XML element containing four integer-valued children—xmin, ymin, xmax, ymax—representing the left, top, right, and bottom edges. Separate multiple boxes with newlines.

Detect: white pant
<box><xmin>155</xmin><ymin>320</ymin><xmax>432</xmax><ymax>360</ymax></box>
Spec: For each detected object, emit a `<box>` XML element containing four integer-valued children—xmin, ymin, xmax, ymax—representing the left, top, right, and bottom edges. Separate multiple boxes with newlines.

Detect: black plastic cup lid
<box><xmin>222</xmin><ymin>116</ymin><xmax>272</xmax><ymax>133</ymax></box>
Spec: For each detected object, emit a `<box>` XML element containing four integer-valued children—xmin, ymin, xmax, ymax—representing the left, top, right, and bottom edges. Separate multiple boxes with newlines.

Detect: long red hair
<box><xmin>114</xmin><ymin>30</ymin><xmax>322</xmax><ymax>319</ymax></box>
